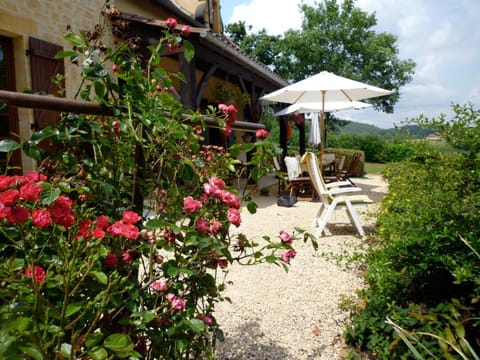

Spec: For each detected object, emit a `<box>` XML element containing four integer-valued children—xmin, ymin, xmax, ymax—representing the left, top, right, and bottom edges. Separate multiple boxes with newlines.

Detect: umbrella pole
<box><xmin>320</xmin><ymin>90</ymin><xmax>326</xmax><ymax>163</ymax></box>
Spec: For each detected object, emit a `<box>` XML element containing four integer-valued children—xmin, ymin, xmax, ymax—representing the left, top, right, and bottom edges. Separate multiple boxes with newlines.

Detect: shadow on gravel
<box><xmin>215</xmin><ymin>320</ymin><xmax>289</xmax><ymax>359</ymax></box>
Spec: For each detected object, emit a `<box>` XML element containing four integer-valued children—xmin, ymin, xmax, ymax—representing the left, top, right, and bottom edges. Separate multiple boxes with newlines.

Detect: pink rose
<box><xmin>210</xmin><ymin>220</ymin><xmax>222</xmax><ymax>234</ymax></box>
<box><xmin>166</xmin><ymin>17</ymin><xmax>177</xmax><ymax>28</ymax></box>
<box><xmin>279</xmin><ymin>230</ymin><xmax>293</xmax><ymax>244</ymax></box>
<box><xmin>183</xmin><ymin>196</ymin><xmax>202</xmax><ymax>213</ymax></box>
<box><xmin>203</xmin><ymin>182</ymin><xmax>221</xmax><ymax>197</ymax></box>
<box><xmin>166</xmin><ymin>293</ymin><xmax>185</xmax><ymax>311</ymax></box>
<box><xmin>256</xmin><ymin>129</ymin><xmax>269</xmax><ymax>140</ymax></box>
<box><xmin>209</xmin><ymin>177</ymin><xmax>226</xmax><ymax>189</ymax></box>
<box><xmin>282</xmin><ymin>248</ymin><xmax>297</xmax><ymax>264</ymax></box>
<box><xmin>181</xmin><ymin>25</ymin><xmax>191</xmax><ymax>36</ymax></box>
<box><xmin>32</xmin><ymin>209</ymin><xmax>52</xmax><ymax>229</ymax></box>
<box><xmin>24</xmin><ymin>265</ymin><xmax>46</xmax><ymax>285</ymax></box>
<box><xmin>196</xmin><ymin>217</ymin><xmax>210</xmax><ymax>233</ymax></box>
<box><xmin>122</xmin><ymin>251</ymin><xmax>133</xmax><ymax>264</ymax></box>
<box><xmin>107</xmin><ymin>221</ymin><xmax>125</xmax><ymax>237</ymax></box>
<box><xmin>196</xmin><ymin>314</ymin><xmax>213</xmax><ymax>325</ymax></box>
<box><xmin>221</xmin><ymin>190</ymin><xmax>240</xmax><ymax>209</ymax></box>
<box><xmin>227</xmin><ymin>208</ymin><xmax>241</xmax><ymax>227</ymax></box>
<box><xmin>123</xmin><ymin>223</ymin><xmax>140</xmax><ymax>240</ymax></box>
<box><xmin>122</xmin><ymin>210</ymin><xmax>141</xmax><ymax>224</ymax></box>
<box><xmin>151</xmin><ymin>280</ymin><xmax>167</xmax><ymax>292</ymax></box>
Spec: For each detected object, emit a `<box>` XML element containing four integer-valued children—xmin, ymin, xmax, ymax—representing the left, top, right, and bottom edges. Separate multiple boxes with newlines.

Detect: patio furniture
<box><xmin>302</xmin><ymin>152</ymin><xmax>373</xmax><ymax>238</ymax></box>
<box><xmin>324</xmin><ymin>152</ymin><xmax>362</xmax><ymax>184</ymax></box>
<box><xmin>283</xmin><ymin>156</ymin><xmax>314</xmax><ymax>201</ymax></box>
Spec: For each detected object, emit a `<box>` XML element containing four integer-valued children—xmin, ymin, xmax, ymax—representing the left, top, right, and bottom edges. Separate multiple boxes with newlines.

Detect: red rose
<box><xmin>0</xmin><ymin>175</ymin><xmax>12</xmax><ymax>191</ymax></box>
<box><xmin>0</xmin><ymin>189</ymin><xmax>20</xmax><ymax>206</ymax></box>
<box><xmin>20</xmin><ymin>183</ymin><xmax>42</xmax><ymax>202</ymax></box>
<box><xmin>25</xmin><ymin>172</ymin><xmax>47</xmax><ymax>182</ymax></box>
<box><xmin>0</xmin><ymin>203</ymin><xmax>11</xmax><ymax>219</ymax></box>
<box><xmin>105</xmin><ymin>253</ymin><xmax>119</xmax><ymax>267</ymax></box>
<box><xmin>95</xmin><ymin>215</ymin><xmax>110</xmax><ymax>229</ymax></box>
<box><xmin>7</xmin><ymin>206</ymin><xmax>29</xmax><ymax>223</ymax></box>
<box><xmin>32</xmin><ymin>209</ymin><xmax>52</xmax><ymax>229</ymax></box>
<box><xmin>24</xmin><ymin>265</ymin><xmax>46</xmax><ymax>285</ymax></box>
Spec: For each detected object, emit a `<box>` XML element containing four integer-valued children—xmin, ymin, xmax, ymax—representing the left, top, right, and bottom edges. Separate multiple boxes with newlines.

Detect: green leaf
<box><xmin>54</xmin><ymin>50</ymin><xmax>78</xmax><ymax>59</ymax></box>
<box><xmin>145</xmin><ymin>218</ymin><xmax>168</xmax><ymax>229</ymax></box>
<box><xmin>0</xmin><ymin>139</ymin><xmax>20</xmax><ymax>153</ymax></box>
<box><xmin>187</xmin><ymin>318</ymin><xmax>205</xmax><ymax>334</ymax></box>
<box><xmin>94</xmin><ymin>81</ymin><xmax>107</xmax><ymax>99</ymax></box>
<box><xmin>40</xmin><ymin>187</ymin><xmax>61</xmax><ymax>206</ymax></box>
<box><xmin>19</xmin><ymin>346</ymin><xmax>43</xmax><ymax>360</ymax></box>
<box><xmin>182</xmin><ymin>40</ymin><xmax>195</xmax><ymax>62</ymax></box>
<box><xmin>175</xmin><ymin>339</ymin><xmax>185</xmax><ymax>354</ymax></box>
<box><xmin>90</xmin><ymin>271</ymin><xmax>108</xmax><ymax>285</ymax></box>
<box><xmin>88</xmin><ymin>347</ymin><xmax>108</xmax><ymax>360</ymax></box>
<box><xmin>60</xmin><ymin>343</ymin><xmax>72</xmax><ymax>358</ymax></box>
<box><xmin>65</xmin><ymin>302</ymin><xmax>83</xmax><ymax>317</ymax></box>
<box><xmin>179</xmin><ymin>160</ymin><xmax>197</xmax><ymax>182</ymax></box>
<box><xmin>103</xmin><ymin>333</ymin><xmax>134</xmax><ymax>353</ymax></box>
<box><xmin>64</xmin><ymin>32</ymin><xmax>87</xmax><ymax>48</ymax></box>
<box><xmin>85</xmin><ymin>332</ymin><xmax>105</xmax><ymax>349</ymax></box>
<box><xmin>246</xmin><ymin>200</ymin><xmax>258</xmax><ymax>214</ymax></box>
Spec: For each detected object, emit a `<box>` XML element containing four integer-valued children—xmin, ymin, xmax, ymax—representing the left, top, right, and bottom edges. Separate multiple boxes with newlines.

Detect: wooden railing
<box><xmin>0</xmin><ymin>90</ymin><xmax>265</xmax><ymax>132</ymax></box>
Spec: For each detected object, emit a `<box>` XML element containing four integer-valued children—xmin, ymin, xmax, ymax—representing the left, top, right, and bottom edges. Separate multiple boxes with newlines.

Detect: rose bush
<box><xmin>0</xmin><ymin>3</ymin><xmax>316</xmax><ymax>359</ymax></box>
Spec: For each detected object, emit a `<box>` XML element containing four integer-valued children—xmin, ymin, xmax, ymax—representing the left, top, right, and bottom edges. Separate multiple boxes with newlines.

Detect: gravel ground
<box><xmin>213</xmin><ymin>174</ymin><xmax>388</xmax><ymax>359</ymax></box>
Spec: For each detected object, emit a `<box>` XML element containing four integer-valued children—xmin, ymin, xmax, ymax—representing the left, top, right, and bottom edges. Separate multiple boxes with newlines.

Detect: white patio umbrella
<box><xmin>261</xmin><ymin>71</ymin><xmax>392</xmax><ymax>155</ymax></box>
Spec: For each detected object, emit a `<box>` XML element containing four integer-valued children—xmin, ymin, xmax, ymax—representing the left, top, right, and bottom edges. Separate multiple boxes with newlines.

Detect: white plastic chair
<box><xmin>302</xmin><ymin>152</ymin><xmax>373</xmax><ymax>237</ymax></box>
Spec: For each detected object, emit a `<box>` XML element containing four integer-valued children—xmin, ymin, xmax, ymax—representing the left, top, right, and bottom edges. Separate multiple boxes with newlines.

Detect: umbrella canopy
<box><xmin>260</xmin><ymin>71</ymin><xmax>392</xmax><ymax>156</ymax></box>
<box><xmin>260</xmin><ymin>71</ymin><xmax>392</xmax><ymax>104</ymax></box>
<box><xmin>272</xmin><ymin>100</ymin><xmax>372</xmax><ymax>116</ymax></box>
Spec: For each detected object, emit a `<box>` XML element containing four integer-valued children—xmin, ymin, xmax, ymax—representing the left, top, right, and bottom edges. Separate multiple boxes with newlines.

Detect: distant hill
<box><xmin>335</xmin><ymin>121</ymin><xmax>433</xmax><ymax>138</ymax></box>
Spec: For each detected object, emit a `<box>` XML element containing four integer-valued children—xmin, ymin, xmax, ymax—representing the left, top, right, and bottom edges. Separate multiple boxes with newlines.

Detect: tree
<box><xmin>225</xmin><ymin>0</ymin><xmax>415</xmax><ymax>114</ymax></box>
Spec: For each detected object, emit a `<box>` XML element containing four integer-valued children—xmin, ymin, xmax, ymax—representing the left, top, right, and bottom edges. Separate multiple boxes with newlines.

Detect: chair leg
<box><xmin>315</xmin><ymin>201</ymin><xmax>337</xmax><ymax>237</ymax></box>
<box><xmin>344</xmin><ymin>198</ymin><xmax>365</xmax><ymax>238</ymax></box>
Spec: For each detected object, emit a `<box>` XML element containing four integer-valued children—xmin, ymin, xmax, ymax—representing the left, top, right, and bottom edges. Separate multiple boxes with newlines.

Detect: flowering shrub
<box><xmin>0</xmin><ymin>4</ymin><xmax>316</xmax><ymax>359</ymax></box>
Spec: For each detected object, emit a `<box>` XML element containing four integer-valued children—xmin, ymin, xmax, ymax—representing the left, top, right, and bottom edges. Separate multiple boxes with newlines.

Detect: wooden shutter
<box><xmin>28</xmin><ymin>37</ymin><xmax>65</xmax><ymax>130</ymax></box>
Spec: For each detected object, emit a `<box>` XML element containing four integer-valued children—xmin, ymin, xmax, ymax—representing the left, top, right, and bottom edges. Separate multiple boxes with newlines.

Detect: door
<box><xmin>0</xmin><ymin>36</ymin><xmax>21</xmax><ymax>171</ymax></box>
<box><xmin>28</xmin><ymin>37</ymin><xmax>65</xmax><ymax>130</ymax></box>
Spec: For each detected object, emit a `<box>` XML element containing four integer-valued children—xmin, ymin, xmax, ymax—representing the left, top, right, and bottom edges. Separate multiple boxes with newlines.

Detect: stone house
<box><xmin>0</xmin><ymin>0</ymin><xmax>288</xmax><ymax>172</ymax></box>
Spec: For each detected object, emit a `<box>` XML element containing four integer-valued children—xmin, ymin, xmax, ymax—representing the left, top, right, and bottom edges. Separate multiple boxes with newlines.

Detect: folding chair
<box><xmin>302</xmin><ymin>152</ymin><xmax>373</xmax><ymax>237</ymax></box>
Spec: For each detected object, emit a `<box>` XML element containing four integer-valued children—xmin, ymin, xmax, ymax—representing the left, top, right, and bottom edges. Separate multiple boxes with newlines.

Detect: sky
<box><xmin>221</xmin><ymin>0</ymin><xmax>480</xmax><ymax>129</ymax></box>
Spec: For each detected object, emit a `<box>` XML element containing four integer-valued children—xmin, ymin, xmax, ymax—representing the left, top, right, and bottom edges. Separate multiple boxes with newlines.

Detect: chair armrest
<box><xmin>325</xmin><ymin>180</ymin><xmax>352</xmax><ymax>188</ymax></box>
<box><xmin>326</xmin><ymin>186</ymin><xmax>362</xmax><ymax>195</ymax></box>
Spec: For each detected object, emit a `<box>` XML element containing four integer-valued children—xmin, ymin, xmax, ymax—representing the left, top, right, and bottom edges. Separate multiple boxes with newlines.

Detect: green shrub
<box><xmin>345</xmin><ymin>103</ymin><xmax>480</xmax><ymax>359</ymax></box>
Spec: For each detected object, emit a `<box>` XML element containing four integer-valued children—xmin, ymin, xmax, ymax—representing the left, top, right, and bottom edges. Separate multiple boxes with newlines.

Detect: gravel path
<box><xmin>214</xmin><ymin>175</ymin><xmax>388</xmax><ymax>359</ymax></box>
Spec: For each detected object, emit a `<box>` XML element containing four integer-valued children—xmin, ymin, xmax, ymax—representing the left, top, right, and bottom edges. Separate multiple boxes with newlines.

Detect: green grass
<box><xmin>364</xmin><ymin>162</ymin><xmax>386</xmax><ymax>175</ymax></box>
